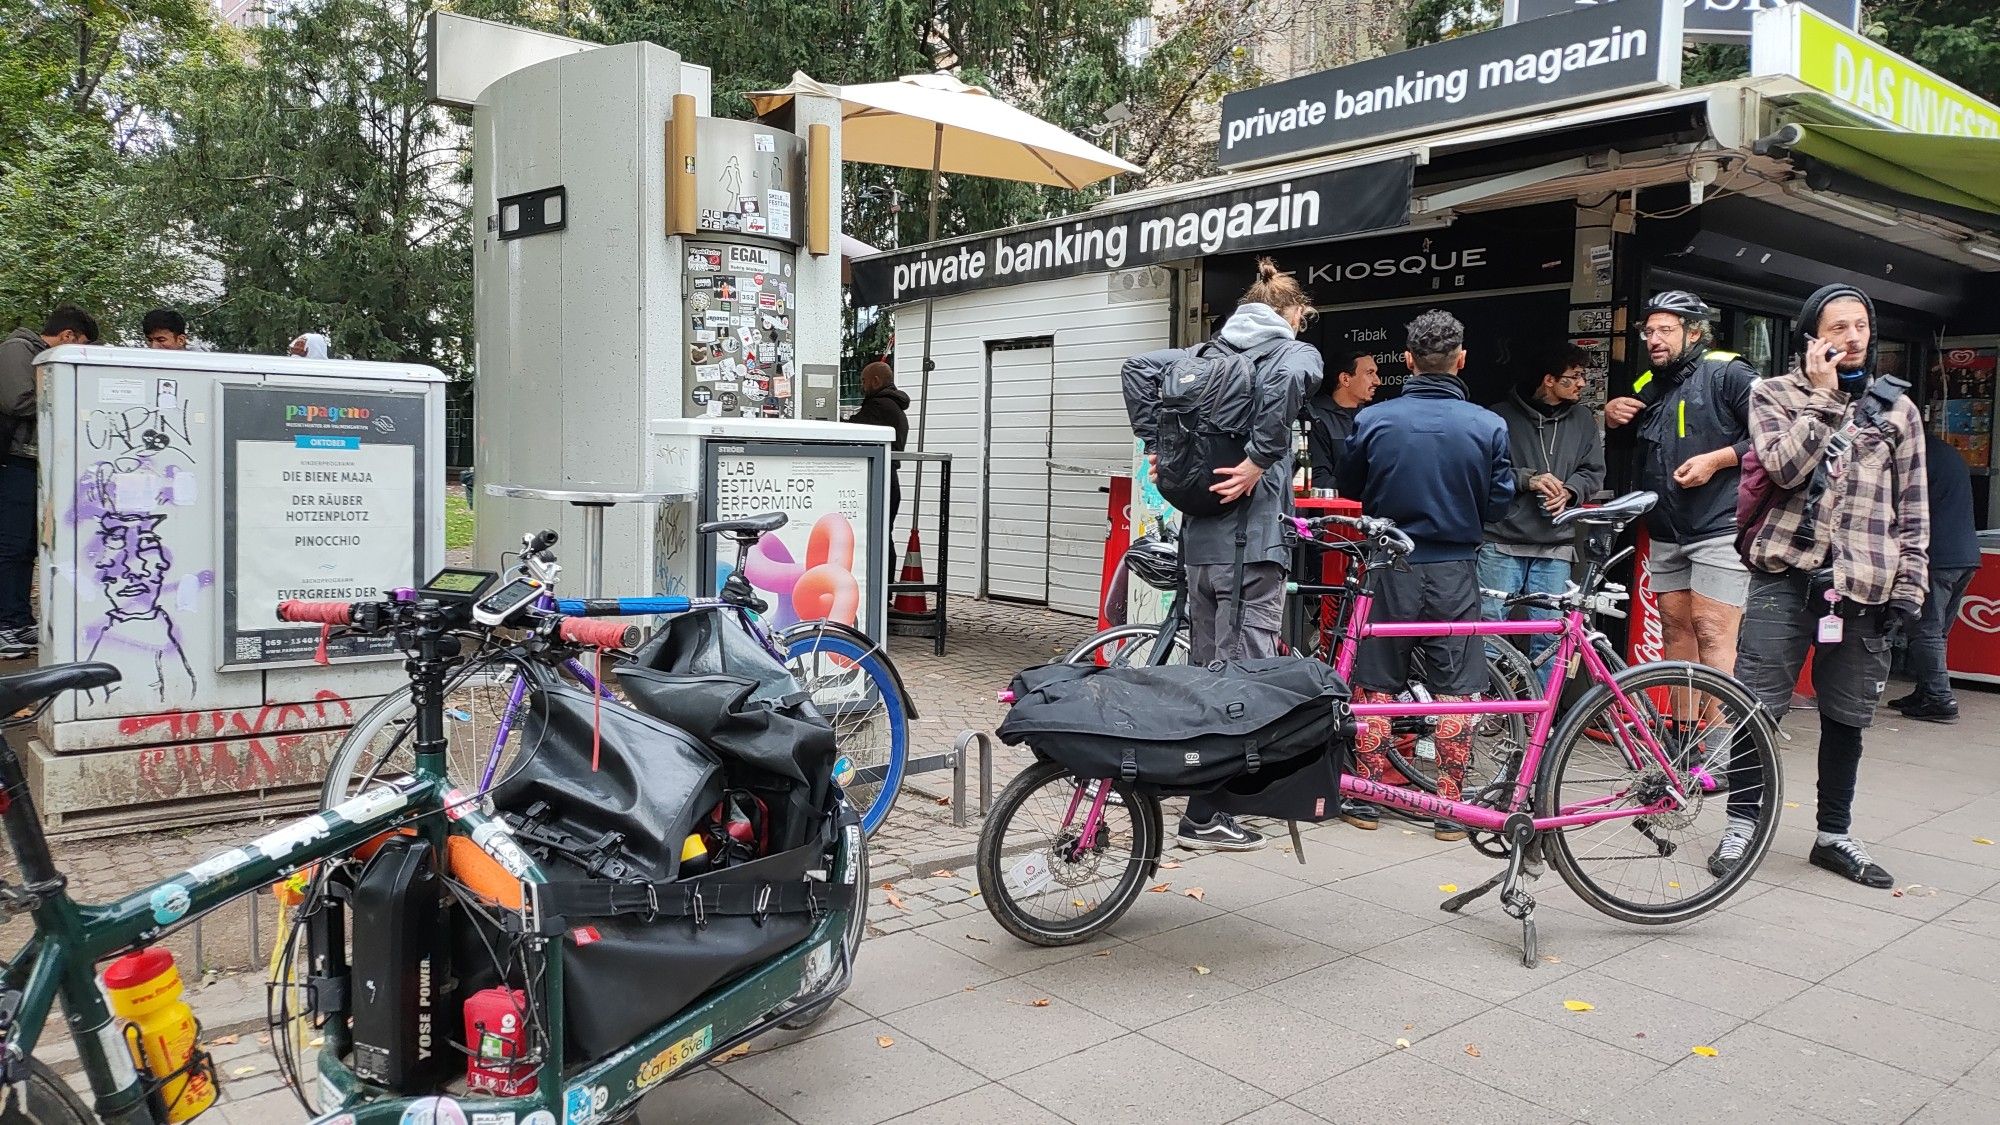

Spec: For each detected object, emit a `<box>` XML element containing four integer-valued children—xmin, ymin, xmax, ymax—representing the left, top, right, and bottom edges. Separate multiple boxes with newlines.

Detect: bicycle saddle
<box><xmin>1552</xmin><ymin>491</ymin><xmax>1657</xmax><ymax>528</ymax></box>
<box><xmin>698</xmin><ymin>511</ymin><xmax>787</xmax><ymax>538</ymax></box>
<box><xmin>0</xmin><ymin>662</ymin><xmax>119</xmax><ymax>717</ymax></box>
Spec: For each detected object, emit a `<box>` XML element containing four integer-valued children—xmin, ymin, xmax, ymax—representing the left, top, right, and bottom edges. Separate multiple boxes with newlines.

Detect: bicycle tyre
<box><xmin>319</xmin><ymin>658</ymin><xmax>547</xmax><ymax>807</ymax></box>
<box><xmin>975</xmin><ymin>760</ymin><xmax>1159</xmax><ymax>947</ymax></box>
<box><xmin>1061</xmin><ymin>622</ymin><xmax>1189</xmax><ymax>667</ymax></box>
<box><xmin>0</xmin><ymin>1056</ymin><xmax>95</xmax><ymax>1125</ymax></box>
<box><xmin>1535</xmin><ymin>661</ymin><xmax>1782</xmax><ymax>925</ymax></box>
<box><xmin>1384</xmin><ymin>652</ymin><xmax>1525</xmax><ymax>798</ymax></box>
<box><xmin>784</xmin><ymin>633</ymin><xmax>909</xmax><ymax>836</ymax></box>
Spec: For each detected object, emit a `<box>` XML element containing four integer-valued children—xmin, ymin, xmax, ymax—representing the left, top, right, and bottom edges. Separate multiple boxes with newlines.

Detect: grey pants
<box><xmin>1185</xmin><ymin>562</ymin><xmax>1285</xmax><ymax>665</ymax></box>
<box><xmin>1184</xmin><ymin>561</ymin><xmax>1284</xmax><ymax>825</ymax></box>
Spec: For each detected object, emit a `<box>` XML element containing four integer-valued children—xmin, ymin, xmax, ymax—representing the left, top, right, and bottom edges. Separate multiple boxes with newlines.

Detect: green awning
<box><xmin>1764</xmin><ymin>122</ymin><xmax>2000</xmax><ymax>217</ymax></box>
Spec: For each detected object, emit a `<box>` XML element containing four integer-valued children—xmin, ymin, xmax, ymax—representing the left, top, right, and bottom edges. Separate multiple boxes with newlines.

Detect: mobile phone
<box><xmin>1825</xmin><ymin>346</ymin><xmax>1841</xmax><ymax>362</ymax></box>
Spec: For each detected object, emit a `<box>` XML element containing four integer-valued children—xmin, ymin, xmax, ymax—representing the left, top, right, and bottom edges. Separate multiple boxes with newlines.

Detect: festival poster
<box><xmin>702</xmin><ymin>441</ymin><xmax>885</xmax><ymax>638</ymax></box>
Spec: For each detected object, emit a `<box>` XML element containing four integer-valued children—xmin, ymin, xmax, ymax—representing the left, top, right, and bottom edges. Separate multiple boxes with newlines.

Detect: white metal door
<box><xmin>984</xmin><ymin>342</ymin><xmax>1054</xmax><ymax>602</ymax></box>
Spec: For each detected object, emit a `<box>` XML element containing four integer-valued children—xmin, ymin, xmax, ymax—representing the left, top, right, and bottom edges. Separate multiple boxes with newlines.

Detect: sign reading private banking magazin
<box><xmin>1216</xmin><ymin>0</ymin><xmax>1682</xmax><ymax>169</ymax></box>
<box><xmin>847</xmin><ymin>158</ymin><xmax>1414</xmax><ymax>306</ymax></box>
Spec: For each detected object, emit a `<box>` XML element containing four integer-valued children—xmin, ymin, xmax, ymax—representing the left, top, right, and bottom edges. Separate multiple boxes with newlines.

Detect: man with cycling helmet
<box><xmin>1604</xmin><ymin>292</ymin><xmax>1757</xmax><ymax>762</ymax></box>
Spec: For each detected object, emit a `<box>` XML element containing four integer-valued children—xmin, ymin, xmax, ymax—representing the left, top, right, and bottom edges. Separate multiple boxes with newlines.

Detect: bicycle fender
<box><xmin>780</xmin><ymin>621</ymin><xmax>920</xmax><ymax>720</ymax></box>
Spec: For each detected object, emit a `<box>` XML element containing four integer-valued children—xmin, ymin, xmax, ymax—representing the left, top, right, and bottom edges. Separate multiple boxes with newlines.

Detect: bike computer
<box><xmin>471</xmin><ymin>575</ymin><xmax>548</xmax><ymax>626</ymax></box>
<box><xmin>421</xmin><ymin>568</ymin><xmax>498</xmax><ymax>604</ymax></box>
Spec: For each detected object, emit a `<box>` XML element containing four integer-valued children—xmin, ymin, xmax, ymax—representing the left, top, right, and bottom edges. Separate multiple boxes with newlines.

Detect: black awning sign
<box><xmin>1218</xmin><ymin>0</ymin><xmax>1681</xmax><ymax>169</ymax></box>
<box><xmin>850</xmin><ymin>156</ymin><xmax>1415</xmax><ymax>307</ymax></box>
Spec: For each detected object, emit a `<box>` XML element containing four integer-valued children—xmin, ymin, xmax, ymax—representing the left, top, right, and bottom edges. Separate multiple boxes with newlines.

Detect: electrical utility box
<box><xmin>27</xmin><ymin>346</ymin><xmax>447</xmax><ymax>831</ymax></box>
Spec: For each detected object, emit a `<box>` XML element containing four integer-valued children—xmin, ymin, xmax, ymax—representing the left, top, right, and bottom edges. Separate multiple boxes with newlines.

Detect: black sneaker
<box><xmin>1810</xmin><ymin>837</ymin><xmax>1894</xmax><ymax>889</ymax></box>
<box><xmin>1885</xmin><ymin>691</ymin><xmax>1920</xmax><ymax>712</ymax></box>
<box><xmin>1432</xmin><ymin>819</ymin><xmax>1467</xmax><ymax>843</ymax></box>
<box><xmin>1897</xmin><ymin>698</ymin><xmax>1959</xmax><ymax>724</ymax></box>
<box><xmin>1707</xmin><ymin>826</ymin><xmax>1751</xmax><ymax>878</ymax></box>
<box><xmin>1339</xmin><ymin>800</ymin><xmax>1380</xmax><ymax>831</ymax></box>
<box><xmin>1177</xmin><ymin>812</ymin><xmax>1267</xmax><ymax>852</ymax></box>
<box><xmin>0</xmin><ymin>626</ymin><xmax>36</xmax><ymax>659</ymax></box>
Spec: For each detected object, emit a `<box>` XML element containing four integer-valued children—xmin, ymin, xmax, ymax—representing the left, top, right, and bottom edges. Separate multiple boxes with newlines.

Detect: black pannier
<box><xmin>995</xmin><ymin>657</ymin><xmax>1351</xmax><ymax>794</ymax></box>
<box><xmin>481</xmin><ymin>607</ymin><xmax>848</xmax><ymax>1061</ymax></box>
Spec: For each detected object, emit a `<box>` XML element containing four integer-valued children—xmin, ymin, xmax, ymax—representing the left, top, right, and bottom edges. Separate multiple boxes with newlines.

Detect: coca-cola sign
<box><xmin>1628</xmin><ymin>531</ymin><xmax>1666</xmax><ymax>665</ymax></box>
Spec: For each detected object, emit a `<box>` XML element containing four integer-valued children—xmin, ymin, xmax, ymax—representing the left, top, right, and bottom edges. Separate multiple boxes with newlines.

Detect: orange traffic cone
<box><xmin>893</xmin><ymin>528</ymin><xmax>930</xmax><ymax>615</ymax></box>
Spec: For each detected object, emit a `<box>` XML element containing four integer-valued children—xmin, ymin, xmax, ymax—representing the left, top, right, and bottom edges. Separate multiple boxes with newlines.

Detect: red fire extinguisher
<box><xmin>463</xmin><ymin>987</ymin><xmax>536</xmax><ymax>1096</ymax></box>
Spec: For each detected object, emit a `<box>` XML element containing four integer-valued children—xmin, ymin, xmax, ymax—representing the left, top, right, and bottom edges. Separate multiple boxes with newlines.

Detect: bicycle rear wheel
<box><xmin>1062</xmin><ymin>622</ymin><xmax>1189</xmax><ymax>667</ymax></box>
<box><xmin>976</xmin><ymin>760</ymin><xmax>1160</xmax><ymax>946</ymax></box>
<box><xmin>0</xmin><ymin>1057</ymin><xmax>94</xmax><ymax>1124</ymax></box>
<box><xmin>1535</xmin><ymin>661</ymin><xmax>1781</xmax><ymax>925</ymax></box>
<box><xmin>319</xmin><ymin>658</ymin><xmax>544</xmax><ymax>807</ymax></box>
<box><xmin>784</xmin><ymin>631</ymin><xmax>909</xmax><ymax>836</ymax></box>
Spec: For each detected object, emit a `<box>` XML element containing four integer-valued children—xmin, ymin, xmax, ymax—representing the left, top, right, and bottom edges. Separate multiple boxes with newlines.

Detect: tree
<box><xmin>1872</xmin><ymin>2</ymin><xmax>2000</xmax><ymax>104</ymax></box>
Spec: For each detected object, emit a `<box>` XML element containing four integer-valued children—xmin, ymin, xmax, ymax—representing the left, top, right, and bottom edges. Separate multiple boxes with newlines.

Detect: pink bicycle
<box><xmin>975</xmin><ymin>491</ymin><xmax>1783</xmax><ymax>965</ymax></box>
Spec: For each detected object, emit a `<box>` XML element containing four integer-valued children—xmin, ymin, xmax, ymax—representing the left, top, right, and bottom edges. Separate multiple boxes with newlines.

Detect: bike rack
<box><xmin>845</xmin><ymin>730</ymin><xmax>992</xmax><ymax>828</ymax></box>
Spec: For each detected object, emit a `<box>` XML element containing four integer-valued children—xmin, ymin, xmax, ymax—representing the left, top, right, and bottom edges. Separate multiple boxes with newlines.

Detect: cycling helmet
<box><xmin>1639</xmin><ymin>290</ymin><xmax>1715</xmax><ymax>323</ymax></box>
<box><xmin>1122</xmin><ymin>532</ymin><xmax>1181</xmax><ymax>592</ymax></box>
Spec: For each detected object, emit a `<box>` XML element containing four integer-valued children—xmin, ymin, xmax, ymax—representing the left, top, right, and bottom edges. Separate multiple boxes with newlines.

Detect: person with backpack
<box><xmin>1717</xmin><ymin>284</ymin><xmax>1927</xmax><ymax>890</ymax></box>
<box><xmin>1121</xmin><ymin>257</ymin><xmax>1324</xmax><ymax>850</ymax></box>
<box><xmin>1335</xmin><ymin>310</ymin><xmax>1515</xmax><ymax>839</ymax></box>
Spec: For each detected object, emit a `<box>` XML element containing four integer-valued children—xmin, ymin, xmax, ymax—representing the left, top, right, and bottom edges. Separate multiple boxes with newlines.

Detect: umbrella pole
<box><xmin>908</xmin><ymin>124</ymin><xmax>943</xmax><ymax>560</ymax></box>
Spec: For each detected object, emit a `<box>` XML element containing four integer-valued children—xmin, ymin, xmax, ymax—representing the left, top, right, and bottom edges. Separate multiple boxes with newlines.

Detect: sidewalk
<box><xmin>25</xmin><ymin>597</ymin><xmax>2000</xmax><ymax>1122</ymax></box>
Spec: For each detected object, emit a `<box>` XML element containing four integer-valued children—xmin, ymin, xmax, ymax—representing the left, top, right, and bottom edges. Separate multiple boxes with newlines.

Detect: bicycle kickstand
<box><xmin>1438</xmin><ymin>817</ymin><xmax>1544</xmax><ymax>968</ymax></box>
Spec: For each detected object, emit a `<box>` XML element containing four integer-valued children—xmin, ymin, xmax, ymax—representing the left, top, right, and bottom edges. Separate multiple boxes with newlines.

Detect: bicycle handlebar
<box><xmin>276</xmin><ymin>600</ymin><xmax>354</xmax><ymax>625</ymax></box>
<box><xmin>1289</xmin><ymin>513</ymin><xmax>1417</xmax><ymax>557</ymax></box>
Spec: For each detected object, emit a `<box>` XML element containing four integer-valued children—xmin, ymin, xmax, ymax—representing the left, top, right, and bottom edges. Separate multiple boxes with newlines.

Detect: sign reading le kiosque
<box><xmin>848</xmin><ymin>157</ymin><xmax>1415</xmax><ymax>307</ymax></box>
<box><xmin>1217</xmin><ymin>0</ymin><xmax>1682</xmax><ymax>169</ymax></box>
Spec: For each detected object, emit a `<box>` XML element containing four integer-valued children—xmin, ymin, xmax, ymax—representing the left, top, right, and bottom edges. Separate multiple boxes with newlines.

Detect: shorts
<box><xmin>1648</xmin><ymin>534</ymin><xmax>1749</xmax><ymax>607</ymax></box>
<box><xmin>1353</xmin><ymin>558</ymin><xmax>1487</xmax><ymax>696</ymax></box>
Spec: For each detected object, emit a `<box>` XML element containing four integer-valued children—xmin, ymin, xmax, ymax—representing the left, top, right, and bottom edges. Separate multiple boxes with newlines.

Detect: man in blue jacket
<box><xmin>1889</xmin><ymin>432</ymin><xmax>1980</xmax><ymax>723</ymax></box>
<box><xmin>1336</xmin><ymin>310</ymin><xmax>1514</xmax><ymax>838</ymax></box>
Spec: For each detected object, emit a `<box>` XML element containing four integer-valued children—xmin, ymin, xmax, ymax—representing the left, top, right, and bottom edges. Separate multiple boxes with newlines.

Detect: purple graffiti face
<box><xmin>96</xmin><ymin>513</ymin><xmax>169</xmax><ymax>617</ymax></box>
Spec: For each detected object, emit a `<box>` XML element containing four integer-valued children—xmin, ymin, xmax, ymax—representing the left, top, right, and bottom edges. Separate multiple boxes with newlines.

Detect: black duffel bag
<box><xmin>996</xmin><ymin>657</ymin><xmax>1350</xmax><ymax>795</ymax></box>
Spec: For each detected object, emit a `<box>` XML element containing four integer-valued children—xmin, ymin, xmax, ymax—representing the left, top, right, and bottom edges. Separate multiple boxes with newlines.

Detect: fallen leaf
<box><xmin>255</xmin><ymin>1033</ymin><xmax>270</xmax><ymax>1046</ymax></box>
<box><xmin>1634</xmin><ymin>1032</ymin><xmax>1648</xmax><ymax>1039</ymax></box>
<box><xmin>880</xmin><ymin>881</ymin><xmax>895</xmax><ymax>891</ymax></box>
<box><xmin>1975</xmin><ymin>837</ymin><xmax>1995</xmax><ymax>846</ymax></box>
<box><xmin>1438</xmin><ymin>884</ymin><xmax>1459</xmax><ymax>894</ymax></box>
<box><xmin>1464</xmin><ymin>1044</ymin><xmax>1482</xmax><ymax>1058</ymax></box>
<box><xmin>931</xmin><ymin>869</ymin><xmax>956</xmax><ymax>879</ymax></box>
<box><xmin>1394</xmin><ymin>1038</ymin><xmax>1411</xmax><ymax>1050</ymax></box>
<box><xmin>231</xmin><ymin>1066</ymin><xmax>258</xmax><ymax>1077</ymax></box>
<box><xmin>1404</xmin><ymin>1023</ymin><xmax>1415</xmax><ymax>1031</ymax></box>
<box><xmin>1148</xmin><ymin>882</ymin><xmax>1172</xmax><ymax>893</ymax></box>
<box><xmin>1094</xmin><ymin>951</ymin><xmax>1112</xmax><ymax>958</ymax></box>
<box><xmin>1563</xmin><ymin>1000</ymin><xmax>1596</xmax><ymax>1013</ymax></box>
<box><xmin>718</xmin><ymin>1043</ymin><xmax>752</xmax><ymax>1062</ymax></box>
<box><xmin>964</xmin><ymin>933</ymin><xmax>990</xmax><ymax>943</ymax></box>
<box><xmin>1690</xmin><ymin>1045</ymin><xmax>1719</xmax><ymax>1058</ymax></box>
<box><xmin>1667</xmin><ymin>881</ymin><xmax>1681</xmax><ymax>889</ymax></box>
<box><xmin>1902</xmin><ymin>884</ymin><xmax>1939</xmax><ymax>898</ymax></box>
<box><xmin>969</xmin><ymin>890</ymin><xmax>980</xmax><ymax>898</ymax></box>
<box><xmin>936</xmin><ymin>796</ymin><xmax>952</xmax><ymax>807</ymax></box>
<box><xmin>210</xmin><ymin>1035</ymin><xmax>240</xmax><ymax>1046</ymax></box>
<box><xmin>1072</xmin><ymin>899</ymin><xmax>1088</xmax><ymax>908</ymax></box>
<box><xmin>1539</xmin><ymin>955</ymin><xmax>1562</xmax><ymax>965</ymax></box>
<box><xmin>1184</xmin><ymin>887</ymin><xmax>1205</xmax><ymax>902</ymax></box>
<box><xmin>1784</xmin><ymin>801</ymin><xmax>1800</xmax><ymax>809</ymax></box>
<box><xmin>1159</xmin><ymin>861</ymin><xmax>1183</xmax><ymax>870</ymax></box>
<box><xmin>1193</xmin><ymin>965</ymin><xmax>1212</xmax><ymax>975</ymax></box>
<box><xmin>1030</xmin><ymin>998</ymin><xmax>1051</xmax><ymax>1007</ymax></box>
<box><xmin>1401</xmin><ymin>830</ymin><xmax>1415</xmax><ymax>836</ymax></box>
<box><xmin>308</xmin><ymin>1036</ymin><xmax>324</xmax><ymax>1048</ymax></box>
<box><xmin>886</xmin><ymin>891</ymin><xmax>907</xmax><ymax>911</ymax></box>
<box><xmin>877</xmin><ymin>1036</ymin><xmax>896</xmax><ymax>1049</ymax></box>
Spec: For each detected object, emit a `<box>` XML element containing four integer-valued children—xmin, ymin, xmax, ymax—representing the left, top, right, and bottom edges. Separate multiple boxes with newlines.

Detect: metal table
<box><xmin>484</xmin><ymin>484</ymin><xmax>692</xmax><ymax>597</ymax></box>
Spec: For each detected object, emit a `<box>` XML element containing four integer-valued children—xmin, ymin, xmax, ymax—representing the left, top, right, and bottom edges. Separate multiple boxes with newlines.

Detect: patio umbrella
<box><xmin>749</xmin><ymin>71</ymin><xmax>1136</xmax><ymax>519</ymax></box>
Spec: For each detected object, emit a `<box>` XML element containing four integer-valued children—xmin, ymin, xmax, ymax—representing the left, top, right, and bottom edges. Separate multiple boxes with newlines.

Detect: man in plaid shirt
<box><xmin>1714</xmin><ymin>284</ymin><xmax>1927</xmax><ymax>889</ymax></box>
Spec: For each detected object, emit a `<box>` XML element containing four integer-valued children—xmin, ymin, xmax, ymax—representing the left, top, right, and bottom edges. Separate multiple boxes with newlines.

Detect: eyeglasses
<box><xmin>1637</xmin><ymin>327</ymin><xmax>1682</xmax><ymax>341</ymax></box>
<box><xmin>1553</xmin><ymin>373</ymin><xmax>1587</xmax><ymax>385</ymax></box>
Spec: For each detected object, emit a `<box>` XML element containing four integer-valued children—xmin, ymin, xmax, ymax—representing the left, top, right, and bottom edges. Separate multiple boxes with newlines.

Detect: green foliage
<box><xmin>1405</xmin><ymin>0</ymin><xmax>1500</xmax><ymax>48</ymax></box>
<box><xmin>1870</xmin><ymin>1</ymin><xmax>2000</xmax><ymax>104</ymax></box>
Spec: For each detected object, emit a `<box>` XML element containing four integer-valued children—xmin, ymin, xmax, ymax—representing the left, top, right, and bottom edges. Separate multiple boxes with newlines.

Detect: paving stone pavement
<box><xmin>19</xmin><ymin>596</ymin><xmax>2000</xmax><ymax>1122</ymax></box>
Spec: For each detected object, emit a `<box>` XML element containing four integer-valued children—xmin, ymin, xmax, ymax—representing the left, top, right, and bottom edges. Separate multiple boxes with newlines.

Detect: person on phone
<box><xmin>1719</xmin><ymin>284</ymin><xmax>1927</xmax><ymax>889</ymax></box>
<box><xmin>1123</xmin><ymin>257</ymin><xmax>1323</xmax><ymax>851</ymax></box>
<box><xmin>1602</xmin><ymin>291</ymin><xmax>1755</xmax><ymax>760</ymax></box>
<box><xmin>1480</xmin><ymin>344</ymin><xmax>1605</xmax><ymax>684</ymax></box>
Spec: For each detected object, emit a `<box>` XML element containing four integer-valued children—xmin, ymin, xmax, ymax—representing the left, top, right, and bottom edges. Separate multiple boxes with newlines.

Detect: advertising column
<box><xmin>221</xmin><ymin>386</ymin><xmax>430</xmax><ymax>666</ymax></box>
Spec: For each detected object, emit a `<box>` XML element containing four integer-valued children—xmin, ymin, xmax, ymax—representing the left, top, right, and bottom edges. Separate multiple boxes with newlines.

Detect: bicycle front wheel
<box><xmin>1062</xmin><ymin>622</ymin><xmax>1188</xmax><ymax>667</ymax></box>
<box><xmin>784</xmin><ymin>631</ymin><xmax>909</xmax><ymax>836</ymax></box>
<box><xmin>975</xmin><ymin>760</ymin><xmax>1160</xmax><ymax>947</ymax></box>
<box><xmin>0</xmin><ymin>1056</ymin><xmax>95</xmax><ymax>1124</ymax></box>
<box><xmin>1535</xmin><ymin>661</ymin><xmax>1781</xmax><ymax>925</ymax></box>
<box><xmin>319</xmin><ymin>659</ymin><xmax>538</xmax><ymax>807</ymax></box>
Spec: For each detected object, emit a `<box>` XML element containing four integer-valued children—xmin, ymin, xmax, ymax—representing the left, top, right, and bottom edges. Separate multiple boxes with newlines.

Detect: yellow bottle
<box><xmin>102</xmin><ymin>948</ymin><xmax>216</xmax><ymax>1122</ymax></box>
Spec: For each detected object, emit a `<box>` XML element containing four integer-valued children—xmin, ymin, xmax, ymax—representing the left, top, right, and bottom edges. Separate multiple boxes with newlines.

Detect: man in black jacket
<box><xmin>1337</xmin><ymin>310</ymin><xmax>1514</xmax><ymax>838</ymax></box>
<box><xmin>1481</xmin><ymin>345</ymin><xmax>1605</xmax><ymax>683</ymax></box>
<box><xmin>1303</xmin><ymin>349</ymin><xmax>1379</xmax><ymax>489</ymax></box>
<box><xmin>1604</xmin><ymin>292</ymin><xmax>1756</xmax><ymax>686</ymax></box>
<box><xmin>1890</xmin><ymin>432</ymin><xmax>1979</xmax><ymax>723</ymax></box>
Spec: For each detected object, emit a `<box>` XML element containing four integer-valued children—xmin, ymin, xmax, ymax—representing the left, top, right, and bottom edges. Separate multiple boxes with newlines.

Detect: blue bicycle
<box><xmin>320</xmin><ymin>515</ymin><xmax>916</xmax><ymax>834</ymax></box>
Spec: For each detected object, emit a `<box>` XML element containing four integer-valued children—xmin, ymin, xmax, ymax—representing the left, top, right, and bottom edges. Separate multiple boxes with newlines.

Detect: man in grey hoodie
<box><xmin>1123</xmin><ymin>258</ymin><xmax>1324</xmax><ymax>850</ymax></box>
<box><xmin>0</xmin><ymin>305</ymin><xmax>100</xmax><ymax>657</ymax></box>
<box><xmin>1480</xmin><ymin>345</ymin><xmax>1605</xmax><ymax>683</ymax></box>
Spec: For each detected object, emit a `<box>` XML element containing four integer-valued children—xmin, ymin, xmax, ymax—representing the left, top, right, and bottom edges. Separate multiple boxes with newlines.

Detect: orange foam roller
<box><xmin>793</xmin><ymin>563</ymin><xmax>860</xmax><ymax>624</ymax></box>
<box><xmin>807</xmin><ymin>513</ymin><xmax>855</xmax><ymax>570</ymax></box>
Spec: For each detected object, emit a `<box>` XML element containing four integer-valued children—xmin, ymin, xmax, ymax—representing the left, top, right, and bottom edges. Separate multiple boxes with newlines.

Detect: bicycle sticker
<box><xmin>470</xmin><ymin>1113</ymin><xmax>518</xmax><ymax>1125</ymax></box>
<box><xmin>150</xmin><ymin>882</ymin><xmax>191</xmax><ymax>925</ymax></box>
<box><xmin>399</xmin><ymin>1097</ymin><xmax>468</xmax><ymax>1125</ymax></box>
<box><xmin>635</xmin><ymin>1025</ymin><xmax>713</xmax><ymax>1089</ymax></box>
<box><xmin>563</xmin><ymin>1084</ymin><xmax>609</xmax><ymax>1125</ymax></box>
<box><xmin>521</xmin><ymin>1114</ymin><xmax>556</xmax><ymax>1125</ymax></box>
<box><xmin>96</xmin><ymin>1019</ymin><xmax>139</xmax><ymax>1089</ymax></box>
<box><xmin>184</xmin><ymin>847</ymin><xmax>251</xmax><ymax>884</ymax></box>
<box><xmin>330</xmin><ymin>784</ymin><xmax>410</xmax><ymax>827</ymax></box>
<box><xmin>833</xmin><ymin>755</ymin><xmax>856</xmax><ymax>787</ymax></box>
<box><xmin>252</xmin><ymin>814</ymin><xmax>331</xmax><ymax>861</ymax></box>
<box><xmin>1009</xmin><ymin>852</ymin><xmax>1055</xmax><ymax>895</ymax></box>
<box><xmin>842</xmin><ymin>824</ymin><xmax>861</xmax><ymax>882</ymax></box>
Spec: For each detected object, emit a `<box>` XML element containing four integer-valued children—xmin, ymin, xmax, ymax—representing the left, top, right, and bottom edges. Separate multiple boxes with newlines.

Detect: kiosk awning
<box><xmin>1760</xmin><ymin>122</ymin><xmax>2000</xmax><ymax>227</ymax></box>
